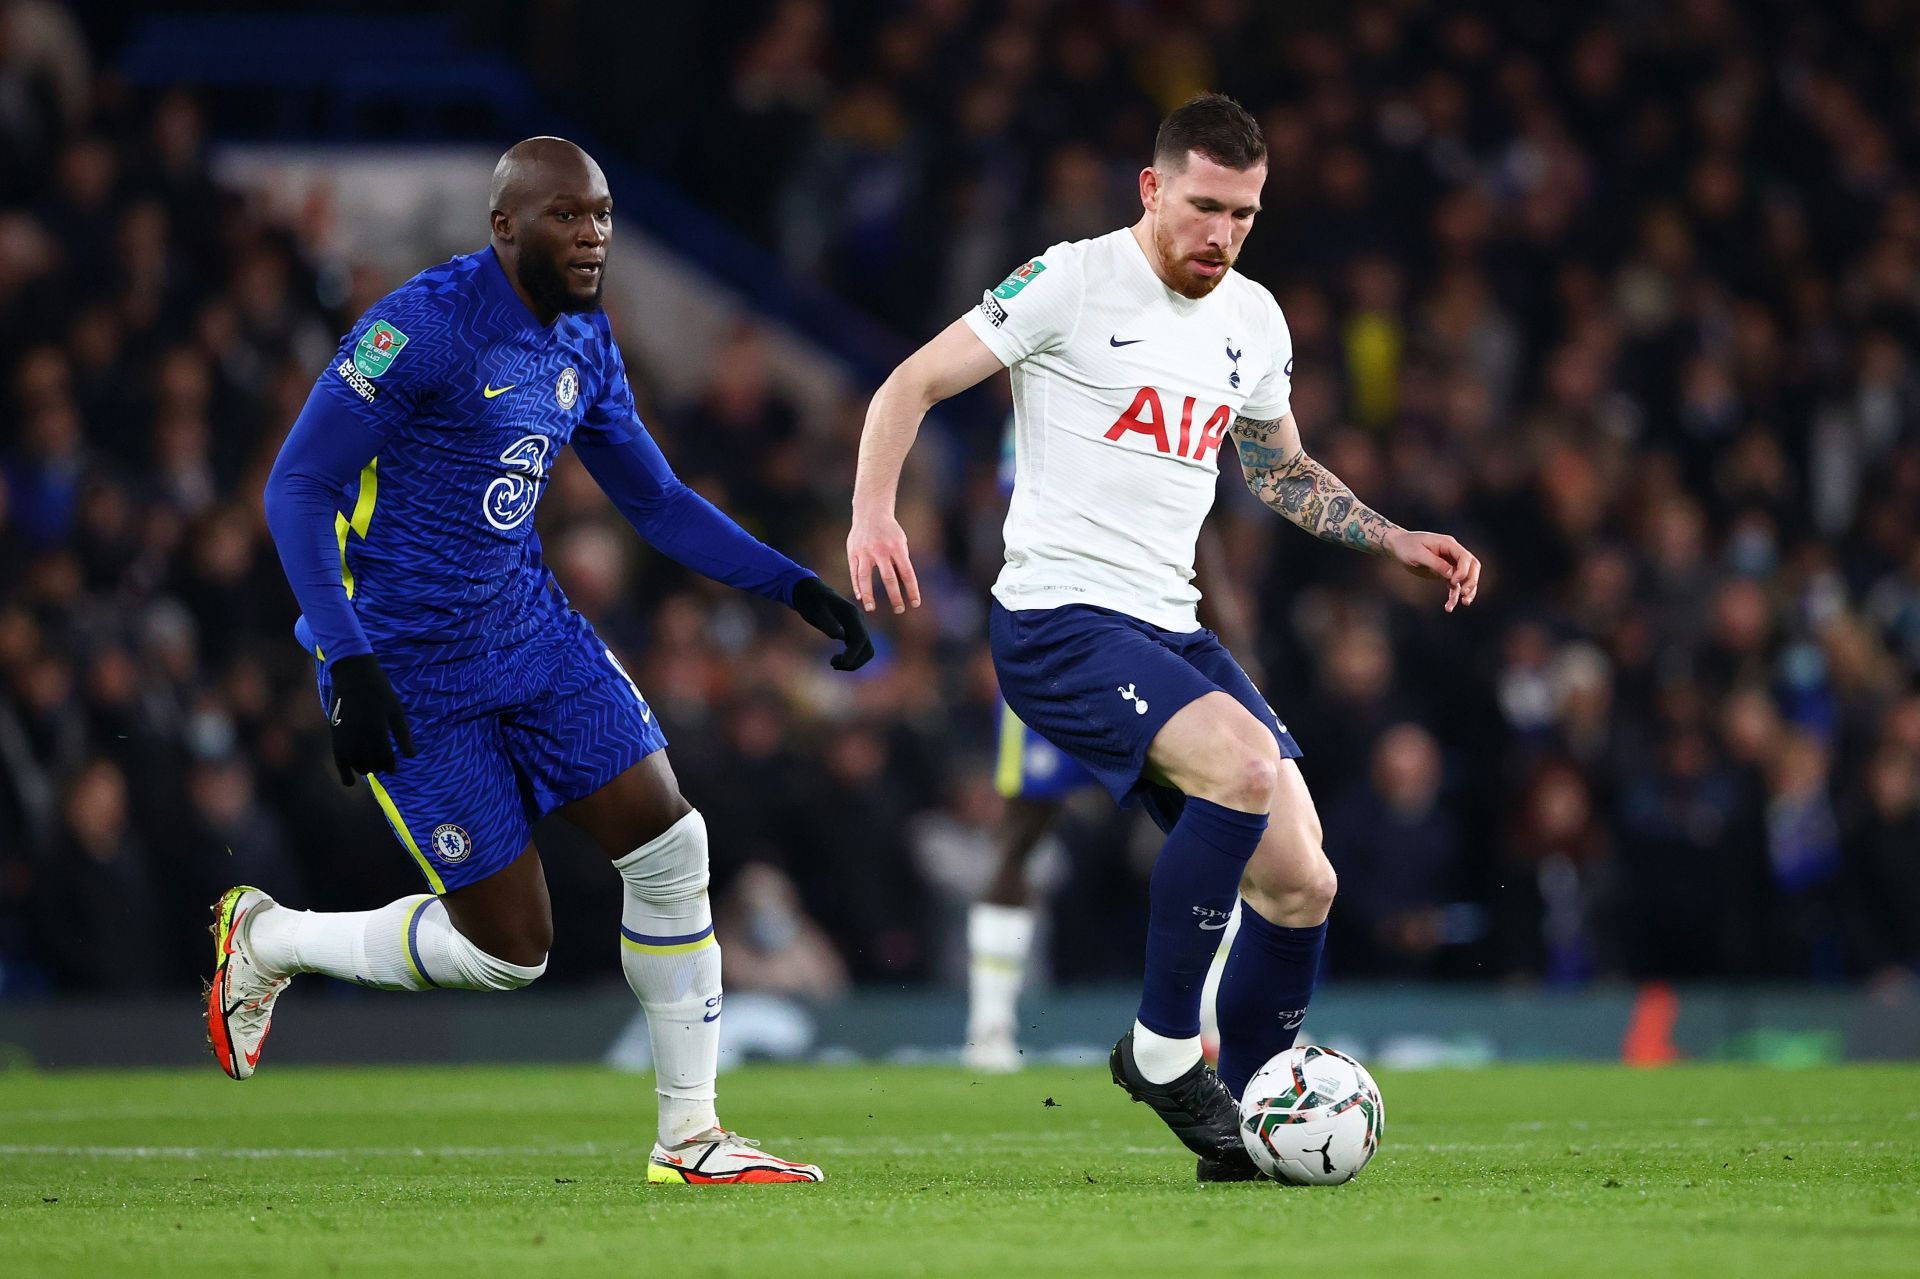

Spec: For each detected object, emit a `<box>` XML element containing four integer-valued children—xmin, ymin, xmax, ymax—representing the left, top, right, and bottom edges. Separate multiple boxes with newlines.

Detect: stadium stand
<box><xmin>2</xmin><ymin>0</ymin><xmax>1917</xmax><ymax>1001</ymax></box>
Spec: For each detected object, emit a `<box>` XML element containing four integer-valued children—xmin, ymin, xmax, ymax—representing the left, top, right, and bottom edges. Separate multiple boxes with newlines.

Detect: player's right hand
<box><xmin>847</xmin><ymin>509</ymin><xmax>922</xmax><ymax>615</ymax></box>
<box><xmin>326</xmin><ymin>654</ymin><xmax>416</xmax><ymax>786</ymax></box>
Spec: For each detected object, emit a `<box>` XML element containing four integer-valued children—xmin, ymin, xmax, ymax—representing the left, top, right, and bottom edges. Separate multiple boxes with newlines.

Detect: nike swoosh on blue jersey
<box><xmin>482</xmin><ymin>383</ymin><xmax>516</xmax><ymax>398</ymax></box>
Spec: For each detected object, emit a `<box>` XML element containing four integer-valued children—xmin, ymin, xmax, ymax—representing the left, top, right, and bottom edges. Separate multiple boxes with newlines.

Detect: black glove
<box><xmin>326</xmin><ymin>654</ymin><xmax>416</xmax><ymax>786</ymax></box>
<box><xmin>792</xmin><ymin>576</ymin><xmax>875</xmax><ymax>671</ymax></box>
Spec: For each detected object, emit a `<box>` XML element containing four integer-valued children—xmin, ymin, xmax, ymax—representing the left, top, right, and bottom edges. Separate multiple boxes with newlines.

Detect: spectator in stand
<box><xmin>3</xmin><ymin>0</ymin><xmax>1920</xmax><ymax>994</ymax></box>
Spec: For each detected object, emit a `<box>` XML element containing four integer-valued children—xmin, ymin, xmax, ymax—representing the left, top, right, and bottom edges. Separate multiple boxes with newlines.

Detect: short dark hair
<box><xmin>1153</xmin><ymin>93</ymin><xmax>1266</xmax><ymax>172</ymax></box>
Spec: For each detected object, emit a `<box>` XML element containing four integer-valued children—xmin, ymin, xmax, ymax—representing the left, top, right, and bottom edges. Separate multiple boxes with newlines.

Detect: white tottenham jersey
<box><xmin>963</xmin><ymin>228</ymin><xmax>1294</xmax><ymax>632</ymax></box>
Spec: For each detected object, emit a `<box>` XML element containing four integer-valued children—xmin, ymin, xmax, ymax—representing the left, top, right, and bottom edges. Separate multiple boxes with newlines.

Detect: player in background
<box><xmin>851</xmin><ymin>95</ymin><xmax>1478</xmax><ymax>1179</ymax></box>
<box><xmin>967</xmin><ymin>416</ymin><xmax>1259</xmax><ymax>1072</ymax></box>
<box><xmin>219</xmin><ymin>138</ymin><xmax>872</xmax><ymax>1185</ymax></box>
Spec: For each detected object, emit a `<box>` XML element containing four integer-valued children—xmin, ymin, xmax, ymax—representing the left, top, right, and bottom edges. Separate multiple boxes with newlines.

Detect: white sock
<box><xmin>1131</xmin><ymin>1018</ymin><xmax>1203</xmax><ymax>1084</ymax></box>
<box><xmin>615</xmin><ymin>812</ymin><xmax>723</xmax><ymax>1146</ymax></box>
<box><xmin>967</xmin><ymin>903</ymin><xmax>1034</xmax><ymax>1041</ymax></box>
<box><xmin>244</xmin><ymin>896</ymin><xmax>544</xmax><ymax>991</ymax></box>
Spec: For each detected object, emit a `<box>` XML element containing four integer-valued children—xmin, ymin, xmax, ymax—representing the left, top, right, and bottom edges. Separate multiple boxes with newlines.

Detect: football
<box><xmin>1238</xmin><ymin>1045</ymin><xmax>1385</xmax><ymax>1184</ymax></box>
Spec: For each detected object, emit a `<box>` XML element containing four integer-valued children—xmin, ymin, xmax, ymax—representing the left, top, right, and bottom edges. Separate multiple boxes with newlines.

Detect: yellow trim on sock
<box><xmin>994</xmin><ymin>700</ymin><xmax>1026</xmax><ymax>799</ymax></box>
<box><xmin>366</xmin><ymin>775</ymin><xmax>444</xmax><ymax>895</ymax></box>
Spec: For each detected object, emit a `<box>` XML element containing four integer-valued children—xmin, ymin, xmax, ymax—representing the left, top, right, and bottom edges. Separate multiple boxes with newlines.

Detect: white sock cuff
<box><xmin>613</xmin><ymin>809</ymin><xmax>709</xmax><ymax>900</ymax></box>
<box><xmin>449</xmin><ymin>935</ymin><xmax>547</xmax><ymax>990</ymax></box>
<box><xmin>415</xmin><ymin>899</ymin><xmax>545</xmax><ymax>991</ymax></box>
<box><xmin>614</xmin><ymin>806</ymin><xmax>706</xmax><ymax>875</ymax></box>
<box><xmin>616</xmin><ymin>810</ymin><xmax>713</xmax><ymax>944</ymax></box>
<box><xmin>1131</xmin><ymin>1019</ymin><xmax>1203</xmax><ymax>1085</ymax></box>
<box><xmin>969</xmin><ymin>903</ymin><xmax>1035</xmax><ymax>960</ymax></box>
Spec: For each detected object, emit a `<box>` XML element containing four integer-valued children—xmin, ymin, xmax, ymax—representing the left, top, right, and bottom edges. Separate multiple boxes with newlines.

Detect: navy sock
<box><xmin>1136</xmin><ymin>797</ymin><xmax>1268</xmax><ymax>1039</ymax></box>
<box><xmin>1215</xmin><ymin>907</ymin><xmax>1327</xmax><ymax>1097</ymax></box>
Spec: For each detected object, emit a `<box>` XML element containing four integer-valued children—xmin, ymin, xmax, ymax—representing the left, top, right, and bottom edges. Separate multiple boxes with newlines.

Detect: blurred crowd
<box><xmin>4</xmin><ymin>0</ymin><xmax>1919</xmax><ymax>999</ymax></box>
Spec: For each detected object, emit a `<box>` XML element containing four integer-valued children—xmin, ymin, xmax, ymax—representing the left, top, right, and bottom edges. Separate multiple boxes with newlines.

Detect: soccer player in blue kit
<box><xmin>211</xmin><ymin>138</ymin><xmax>869</xmax><ymax>1185</ymax></box>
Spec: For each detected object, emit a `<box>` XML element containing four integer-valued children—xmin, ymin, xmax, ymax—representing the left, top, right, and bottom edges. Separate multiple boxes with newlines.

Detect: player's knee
<box><xmin>1243</xmin><ymin>849</ymin><xmax>1336</xmax><ymax>923</ymax></box>
<box><xmin>1215</xmin><ymin>739</ymin><xmax>1281</xmax><ymax>812</ymax></box>
<box><xmin>1272</xmin><ymin>856</ymin><xmax>1337</xmax><ymax>919</ymax></box>
<box><xmin>615</xmin><ymin>808</ymin><xmax>709</xmax><ymax>902</ymax></box>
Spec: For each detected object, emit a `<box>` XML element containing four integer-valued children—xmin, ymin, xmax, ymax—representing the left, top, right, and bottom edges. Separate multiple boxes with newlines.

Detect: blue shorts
<box><xmin>315</xmin><ymin>611</ymin><xmax>666</xmax><ymax>892</ymax></box>
<box><xmin>989</xmin><ymin>602</ymin><xmax>1301</xmax><ymax>832</ymax></box>
<box><xmin>994</xmin><ymin>699</ymin><xmax>1098</xmax><ymax>801</ymax></box>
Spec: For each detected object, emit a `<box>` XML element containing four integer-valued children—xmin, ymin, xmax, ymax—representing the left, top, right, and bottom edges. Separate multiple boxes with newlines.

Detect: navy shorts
<box><xmin>989</xmin><ymin>602</ymin><xmax>1301</xmax><ymax>831</ymax></box>
<box><xmin>315</xmin><ymin>611</ymin><xmax>666</xmax><ymax>893</ymax></box>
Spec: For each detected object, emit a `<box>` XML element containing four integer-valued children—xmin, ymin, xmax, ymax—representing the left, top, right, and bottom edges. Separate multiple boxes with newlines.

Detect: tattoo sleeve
<box><xmin>1231</xmin><ymin>416</ymin><xmax>1401</xmax><ymax>554</ymax></box>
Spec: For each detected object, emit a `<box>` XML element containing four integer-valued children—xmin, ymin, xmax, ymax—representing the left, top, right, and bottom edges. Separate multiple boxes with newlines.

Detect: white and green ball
<box><xmin>1237</xmin><ymin>1045</ymin><xmax>1384</xmax><ymax>1185</ymax></box>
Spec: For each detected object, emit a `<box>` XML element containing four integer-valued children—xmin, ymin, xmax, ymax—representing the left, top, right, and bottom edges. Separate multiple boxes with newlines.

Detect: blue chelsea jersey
<box><xmin>293</xmin><ymin>247</ymin><xmax>637</xmax><ymax>665</ymax></box>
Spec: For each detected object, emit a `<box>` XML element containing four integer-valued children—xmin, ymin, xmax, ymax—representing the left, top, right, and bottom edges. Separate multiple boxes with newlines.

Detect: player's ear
<box><xmin>1139</xmin><ymin>166</ymin><xmax>1160</xmax><ymax>214</ymax></box>
<box><xmin>490</xmin><ymin>208</ymin><xmax>514</xmax><ymax>242</ymax></box>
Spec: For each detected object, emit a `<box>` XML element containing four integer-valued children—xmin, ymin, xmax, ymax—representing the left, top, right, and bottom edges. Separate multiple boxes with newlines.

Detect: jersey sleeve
<box><xmin>573</xmin><ymin>425</ymin><xmax>814</xmax><ymax>605</ymax></box>
<box><xmin>1238</xmin><ymin>292</ymin><xmax>1295</xmax><ymax>422</ymax></box>
<box><xmin>960</xmin><ymin>241</ymin><xmax>1085</xmax><ymax>367</ymax></box>
<box><xmin>263</xmin><ymin>388</ymin><xmax>387</xmax><ymax>664</ymax></box>
<box><xmin>576</xmin><ymin>314</ymin><xmax>641</xmax><ymax>446</ymax></box>
<box><xmin>312</xmin><ymin>282</ymin><xmax>460</xmax><ymax>431</ymax></box>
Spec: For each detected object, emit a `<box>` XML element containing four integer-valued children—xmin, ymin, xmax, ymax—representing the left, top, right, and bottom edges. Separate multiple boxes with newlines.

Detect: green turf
<box><xmin>1</xmin><ymin>1062</ymin><xmax>1916</xmax><ymax>1277</ymax></box>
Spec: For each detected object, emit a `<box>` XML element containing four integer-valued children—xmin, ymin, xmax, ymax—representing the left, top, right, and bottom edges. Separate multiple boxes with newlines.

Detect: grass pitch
<box><xmin>2</xmin><ymin>1062</ymin><xmax>1916</xmax><ymax>1277</ymax></box>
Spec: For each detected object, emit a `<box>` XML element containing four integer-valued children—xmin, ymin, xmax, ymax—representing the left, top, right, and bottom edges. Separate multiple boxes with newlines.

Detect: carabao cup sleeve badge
<box><xmin>354</xmin><ymin>321</ymin><xmax>410</xmax><ymax>378</ymax></box>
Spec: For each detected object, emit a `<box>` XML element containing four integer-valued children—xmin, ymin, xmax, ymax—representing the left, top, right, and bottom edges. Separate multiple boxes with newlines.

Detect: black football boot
<box><xmin>1109</xmin><ymin>1029</ymin><xmax>1261</xmax><ymax>1181</ymax></box>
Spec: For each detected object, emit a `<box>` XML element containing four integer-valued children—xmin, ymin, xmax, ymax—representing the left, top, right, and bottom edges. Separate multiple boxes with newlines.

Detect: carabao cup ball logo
<box><xmin>431</xmin><ymin>823</ymin><xmax>472</xmax><ymax>864</ymax></box>
<box><xmin>555</xmin><ymin>365</ymin><xmax>579</xmax><ymax>409</ymax></box>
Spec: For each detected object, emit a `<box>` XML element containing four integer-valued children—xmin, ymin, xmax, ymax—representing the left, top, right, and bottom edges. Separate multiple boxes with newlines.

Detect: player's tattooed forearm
<box><xmin>1264</xmin><ymin>456</ymin><xmax>1396</xmax><ymax>551</ymax></box>
<box><xmin>1235</xmin><ymin>433</ymin><xmax>1400</xmax><ymax>553</ymax></box>
<box><xmin>1234</xmin><ymin>436</ymin><xmax>1291</xmax><ymax>472</ymax></box>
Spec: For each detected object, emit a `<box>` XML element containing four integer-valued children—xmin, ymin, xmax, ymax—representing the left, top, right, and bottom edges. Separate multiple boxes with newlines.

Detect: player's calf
<box><xmin>240</xmin><ymin>893</ymin><xmax>546</xmax><ymax>993</ymax></box>
<box><xmin>615</xmin><ymin>808</ymin><xmax>726</xmax><ymax>1146</ymax></box>
<box><xmin>1215</xmin><ymin>763</ymin><xmax>1334</xmax><ymax>1098</ymax></box>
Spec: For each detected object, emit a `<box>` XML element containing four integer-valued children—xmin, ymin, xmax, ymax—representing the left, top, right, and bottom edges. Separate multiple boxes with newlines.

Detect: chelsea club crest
<box><xmin>555</xmin><ymin>366</ymin><xmax>579</xmax><ymax>410</ymax></box>
<box><xmin>431</xmin><ymin>823</ymin><xmax>473</xmax><ymax>864</ymax></box>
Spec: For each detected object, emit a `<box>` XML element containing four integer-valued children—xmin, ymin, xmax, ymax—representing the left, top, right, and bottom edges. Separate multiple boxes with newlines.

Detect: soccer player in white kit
<box><xmin>849</xmin><ymin>94</ymin><xmax>1480</xmax><ymax>1180</ymax></box>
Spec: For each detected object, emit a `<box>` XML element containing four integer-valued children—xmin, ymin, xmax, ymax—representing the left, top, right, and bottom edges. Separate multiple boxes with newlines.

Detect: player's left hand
<box><xmin>792</xmin><ymin>576</ymin><xmax>876</xmax><ymax>670</ymax></box>
<box><xmin>1383</xmin><ymin>529</ymin><xmax>1481</xmax><ymax>613</ymax></box>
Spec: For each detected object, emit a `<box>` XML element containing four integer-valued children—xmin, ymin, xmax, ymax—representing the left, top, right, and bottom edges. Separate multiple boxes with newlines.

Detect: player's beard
<box><xmin>517</xmin><ymin>250</ymin><xmax>603</xmax><ymax>315</ymax></box>
<box><xmin>1154</xmin><ymin>219</ymin><xmax>1233</xmax><ymax>299</ymax></box>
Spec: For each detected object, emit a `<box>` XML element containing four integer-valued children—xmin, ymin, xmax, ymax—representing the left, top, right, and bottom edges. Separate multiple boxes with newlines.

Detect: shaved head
<box><xmin>488</xmin><ymin>136</ymin><xmax>612</xmax><ymax>322</ymax></box>
<box><xmin>489</xmin><ymin>136</ymin><xmax>605</xmax><ymax>215</ymax></box>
